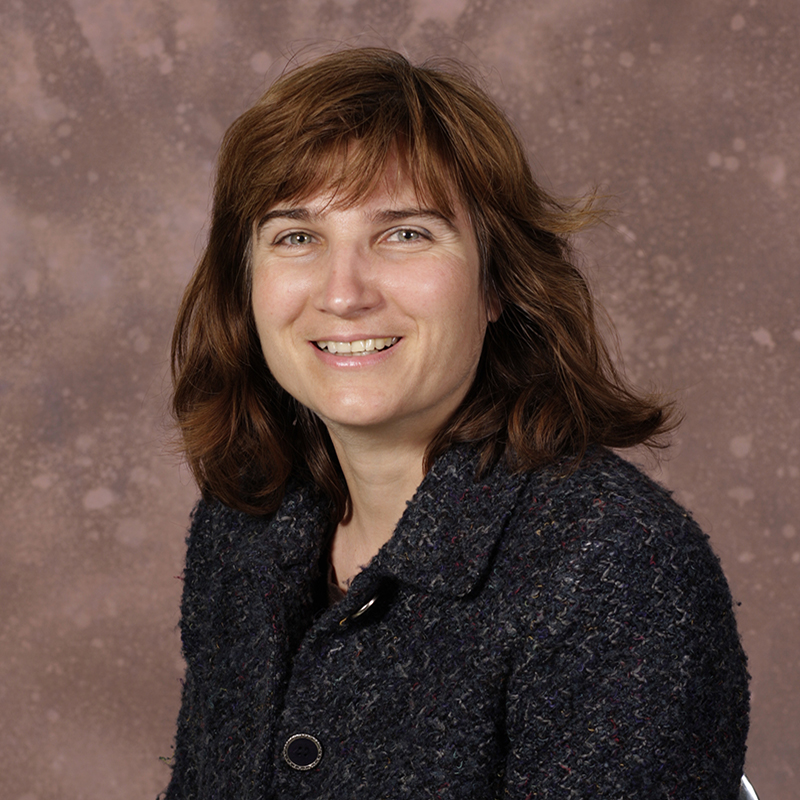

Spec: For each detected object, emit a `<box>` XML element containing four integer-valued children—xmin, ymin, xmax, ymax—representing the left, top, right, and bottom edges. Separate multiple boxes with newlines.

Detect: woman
<box><xmin>166</xmin><ymin>48</ymin><xmax>748</xmax><ymax>798</ymax></box>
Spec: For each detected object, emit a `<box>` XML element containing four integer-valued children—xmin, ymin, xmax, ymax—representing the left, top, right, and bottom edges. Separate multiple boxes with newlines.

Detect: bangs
<box><xmin>256</xmin><ymin>130</ymin><xmax>459</xmax><ymax>221</ymax></box>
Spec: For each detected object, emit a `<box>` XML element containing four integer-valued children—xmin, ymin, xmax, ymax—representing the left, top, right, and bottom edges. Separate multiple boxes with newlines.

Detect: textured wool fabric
<box><xmin>165</xmin><ymin>445</ymin><xmax>749</xmax><ymax>799</ymax></box>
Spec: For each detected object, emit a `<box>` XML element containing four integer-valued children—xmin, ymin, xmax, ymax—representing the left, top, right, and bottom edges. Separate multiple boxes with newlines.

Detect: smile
<box><xmin>315</xmin><ymin>337</ymin><xmax>399</xmax><ymax>355</ymax></box>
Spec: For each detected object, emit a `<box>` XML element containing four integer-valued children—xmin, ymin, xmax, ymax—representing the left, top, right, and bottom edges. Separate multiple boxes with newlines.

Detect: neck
<box><xmin>326</xmin><ymin>426</ymin><xmax>429</xmax><ymax>590</ymax></box>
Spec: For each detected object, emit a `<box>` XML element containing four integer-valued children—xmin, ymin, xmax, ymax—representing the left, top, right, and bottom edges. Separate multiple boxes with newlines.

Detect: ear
<box><xmin>486</xmin><ymin>291</ymin><xmax>502</xmax><ymax>323</ymax></box>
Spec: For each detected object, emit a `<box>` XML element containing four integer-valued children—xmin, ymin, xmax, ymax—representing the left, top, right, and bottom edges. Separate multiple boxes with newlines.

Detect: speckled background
<box><xmin>1</xmin><ymin>1</ymin><xmax>797</xmax><ymax>798</ymax></box>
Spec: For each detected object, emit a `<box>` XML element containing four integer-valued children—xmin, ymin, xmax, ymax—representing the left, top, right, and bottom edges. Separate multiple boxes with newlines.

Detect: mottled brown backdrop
<box><xmin>1</xmin><ymin>1</ymin><xmax>797</xmax><ymax>798</ymax></box>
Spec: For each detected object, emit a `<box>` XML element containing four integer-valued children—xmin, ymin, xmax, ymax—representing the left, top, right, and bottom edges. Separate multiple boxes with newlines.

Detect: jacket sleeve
<box><xmin>501</xmin><ymin>511</ymin><xmax>749</xmax><ymax>799</ymax></box>
<box><xmin>163</xmin><ymin>501</ymin><xmax>217</xmax><ymax>800</ymax></box>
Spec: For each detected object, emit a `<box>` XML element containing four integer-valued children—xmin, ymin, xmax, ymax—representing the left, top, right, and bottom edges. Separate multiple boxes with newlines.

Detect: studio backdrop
<box><xmin>1</xmin><ymin>1</ymin><xmax>798</xmax><ymax>798</ymax></box>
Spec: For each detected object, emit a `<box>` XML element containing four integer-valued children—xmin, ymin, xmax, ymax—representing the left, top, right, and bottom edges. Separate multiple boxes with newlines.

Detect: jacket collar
<box><xmin>251</xmin><ymin>444</ymin><xmax>538</xmax><ymax>599</ymax></box>
<box><xmin>261</xmin><ymin>478</ymin><xmax>331</xmax><ymax>570</ymax></box>
<box><xmin>368</xmin><ymin>444</ymin><xmax>528</xmax><ymax>597</ymax></box>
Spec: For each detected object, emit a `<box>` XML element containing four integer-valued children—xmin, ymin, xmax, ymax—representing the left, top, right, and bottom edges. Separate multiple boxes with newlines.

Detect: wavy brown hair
<box><xmin>172</xmin><ymin>47</ymin><xmax>675</xmax><ymax>518</ymax></box>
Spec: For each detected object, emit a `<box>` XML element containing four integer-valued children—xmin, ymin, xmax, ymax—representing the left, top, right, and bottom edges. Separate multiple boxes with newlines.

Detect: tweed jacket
<box><xmin>165</xmin><ymin>445</ymin><xmax>749</xmax><ymax>799</ymax></box>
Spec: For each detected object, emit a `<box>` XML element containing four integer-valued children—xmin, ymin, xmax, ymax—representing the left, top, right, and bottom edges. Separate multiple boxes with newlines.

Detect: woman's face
<box><xmin>251</xmin><ymin>162</ymin><xmax>495</xmax><ymax>446</ymax></box>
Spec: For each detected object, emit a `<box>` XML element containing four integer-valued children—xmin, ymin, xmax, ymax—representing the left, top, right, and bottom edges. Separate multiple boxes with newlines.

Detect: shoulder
<box><xmin>498</xmin><ymin>445</ymin><xmax>746</xmax><ymax>669</ymax></box>
<box><xmin>498</xmin><ymin>448</ymin><xmax>736</xmax><ymax>631</ymax></box>
<box><xmin>521</xmin><ymin>446</ymin><xmax>688</xmax><ymax>523</ymax></box>
<box><xmin>509</xmin><ymin>447</ymin><xmax>711</xmax><ymax>559</ymax></box>
<box><xmin>183</xmin><ymin>496</ymin><xmax>265</xmax><ymax>579</ymax></box>
<box><xmin>185</xmin><ymin>479</ymin><xmax>330</xmax><ymax>570</ymax></box>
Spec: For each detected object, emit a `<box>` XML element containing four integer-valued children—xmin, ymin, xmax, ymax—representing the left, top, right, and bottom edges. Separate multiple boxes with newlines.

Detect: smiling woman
<box><xmin>166</xmin><ymin>48</ymin><xmax>749</xmax><ymax>799</ymax></box>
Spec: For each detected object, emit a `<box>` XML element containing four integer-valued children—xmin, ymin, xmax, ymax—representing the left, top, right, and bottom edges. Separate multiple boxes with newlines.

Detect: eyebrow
<box><xmin>258</xmin><ymin>206</ymin><xmax>457</xmax><ymax>231</ymax></box>
<box><xmin>372</xmin><ymin>208</ymin><xmax>457</xmax><ymax>231</ymax></box>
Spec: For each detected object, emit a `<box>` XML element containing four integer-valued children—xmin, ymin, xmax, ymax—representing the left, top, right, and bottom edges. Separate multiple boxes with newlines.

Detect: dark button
<box><xmin>283</xmin><ymin>733</ymin><xmax>322</xmax><ymax>770</ymax></box>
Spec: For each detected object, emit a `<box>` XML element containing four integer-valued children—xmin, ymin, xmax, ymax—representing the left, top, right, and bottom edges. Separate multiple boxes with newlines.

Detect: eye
<box><xmin>386</xmin><ymin>228</ymin><xmax>427</xmax><ymax>243</ymax></box>
<box><xmin>278</xmin><ymin>231</ymin><xmax>314</xmax><ymax>246</ymax></box>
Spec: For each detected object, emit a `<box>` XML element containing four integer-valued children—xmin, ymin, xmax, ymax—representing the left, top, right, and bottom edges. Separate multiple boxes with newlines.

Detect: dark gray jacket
<box><xmin>165</xmin><ymin>446</ymin><xmax>748</xmax><ymax>799</ymax></box>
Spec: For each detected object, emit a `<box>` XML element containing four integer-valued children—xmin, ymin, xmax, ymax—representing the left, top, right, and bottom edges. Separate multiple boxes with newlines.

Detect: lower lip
<box><xmin>311</xmin><ymin>340</ymin><xmax>400</xmax><ymax>367</ymax></box>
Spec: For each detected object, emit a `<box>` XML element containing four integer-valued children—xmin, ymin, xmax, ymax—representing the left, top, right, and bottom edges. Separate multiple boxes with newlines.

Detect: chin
<box><xmin>319</xmin><ymin>410</ymin><xmax>397</xmax><ymax>431</ymax></box>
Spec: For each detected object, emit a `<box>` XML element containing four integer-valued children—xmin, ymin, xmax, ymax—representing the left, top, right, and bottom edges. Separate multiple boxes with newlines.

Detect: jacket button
<box><xmin>340</xmin><ymin>594</ymin><xmax>378</xmax><ymax>625</ymax></box>
<box><xmin>283</xmin><ymin>733</ymin><xmax>322</xmax><ymax>770</ymax></box>
<box><xmin>351</xmin><ymin>595</ymin><xmax>377</xmax><ymax>618</ymax></box>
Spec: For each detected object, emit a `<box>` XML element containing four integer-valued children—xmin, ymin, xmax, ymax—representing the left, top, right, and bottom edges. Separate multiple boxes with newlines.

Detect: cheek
<box><xmin>251</xmin><ymin>269</ymin><xmax>304</xmax><ymax>340</ymax></box>
<box><xmin>396</xmin><ymin>255</ymin><xmax>483</xmax><ymax>315</ymax></box>
<box><xmin>251</xmin><ymin>283</ymin><xmax>296</xmax><ymax>389</ymax></box>
<box><xmin>435</xmin><ymin>274</ymin><xmax>488</xmax><ymax>339</ymax></box>
<box><xmin>250</xmin><ymin>285</ymin><xmax>274</xmax><ymax>349</ymax></box>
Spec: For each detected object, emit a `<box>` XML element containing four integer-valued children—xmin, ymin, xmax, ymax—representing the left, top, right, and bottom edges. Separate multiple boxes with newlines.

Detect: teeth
<box><xmin>317</xmin><ymin>337</ymin><xmax>398</xmax><ymax>355</ymax></box>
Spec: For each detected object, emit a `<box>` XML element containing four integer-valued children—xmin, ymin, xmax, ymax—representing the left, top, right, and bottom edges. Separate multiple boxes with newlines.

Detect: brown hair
<box><xmin>172</xmin><ymin>47</ymin><xmax>675</xmax><ymax>518</ymax></box>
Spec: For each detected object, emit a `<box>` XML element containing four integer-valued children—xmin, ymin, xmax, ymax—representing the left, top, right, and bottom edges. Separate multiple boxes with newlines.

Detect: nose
<box><xmin>315</xmin><ymin>244</ymin><xmax>381</xmax><ymax>317</ymax></box>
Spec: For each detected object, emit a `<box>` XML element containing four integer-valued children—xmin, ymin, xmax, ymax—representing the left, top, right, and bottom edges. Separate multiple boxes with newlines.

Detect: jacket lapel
<box><xmin>372</xmin><ymin>445</ymin><xmax>530</xmax><ymax>597</ymax></box>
